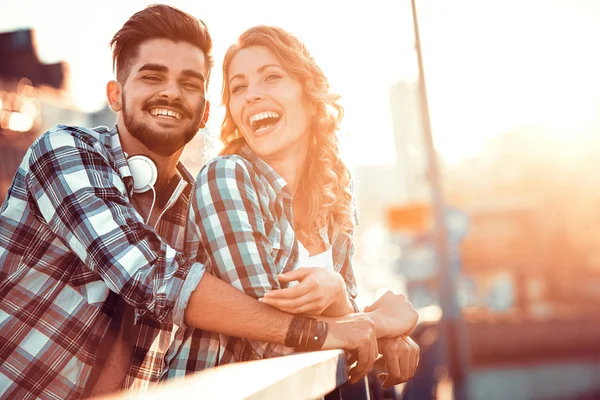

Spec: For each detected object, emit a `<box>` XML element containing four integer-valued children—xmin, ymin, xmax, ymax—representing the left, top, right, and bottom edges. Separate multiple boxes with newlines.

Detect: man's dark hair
<box><xmin>110</xmin><ymin>4</ymin><xmax>213</xmax><ymax>84</ymax></box>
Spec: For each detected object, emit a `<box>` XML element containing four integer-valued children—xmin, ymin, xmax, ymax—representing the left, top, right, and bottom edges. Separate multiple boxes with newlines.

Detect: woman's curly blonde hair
<box><xmin>219</xmin><ymin>25</ymin><xmax>355</xmax><ymax>242</ymax></box>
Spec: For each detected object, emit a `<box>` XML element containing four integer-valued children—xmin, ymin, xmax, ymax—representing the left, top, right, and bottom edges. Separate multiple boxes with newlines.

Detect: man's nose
<box><xmin>159</xmin><ymin>79</ymin><xmax>182</xmax><ymax>99</ymax></box>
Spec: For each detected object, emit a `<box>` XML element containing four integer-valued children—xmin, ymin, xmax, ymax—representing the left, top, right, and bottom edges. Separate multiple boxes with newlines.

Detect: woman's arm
<box><xmin>189</xmin><ymin>156</ymin><xmax>281</xmax><ymax>298</ymax></box>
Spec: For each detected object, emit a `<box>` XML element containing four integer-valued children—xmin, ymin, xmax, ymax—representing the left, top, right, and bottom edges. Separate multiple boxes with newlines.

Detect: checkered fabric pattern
<box><xmin>164</xmin><ymin>144</ymin><xmax>358</xmax><ymax>378</ymax></box>
<box><xmin>0</xmin><ymin>125</ymin><xmax>205</xmax><ymax>399</ymax></box>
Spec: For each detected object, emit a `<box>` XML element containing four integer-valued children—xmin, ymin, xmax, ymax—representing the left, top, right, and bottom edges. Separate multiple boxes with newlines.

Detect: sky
<box><xmin>2</xmin><ymin>0</ymin><xmax>600</xmax><ymax>165</ymax></box>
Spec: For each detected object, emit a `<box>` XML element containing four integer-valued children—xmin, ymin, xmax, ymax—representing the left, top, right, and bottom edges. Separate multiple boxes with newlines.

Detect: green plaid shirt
<box><xmin>164</xmin><ymin>144</ymin><xmax>358</xmax><ymax>378</ymax></box>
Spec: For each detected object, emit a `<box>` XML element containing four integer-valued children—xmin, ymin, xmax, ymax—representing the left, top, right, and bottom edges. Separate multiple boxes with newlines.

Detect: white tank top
<box><xmin>287</xmin><ymin>240</ymin><xmax>334</xmax><ymax>288</ymax></box>
<box><xmin>297</xmin><ymin>240</ymin><xmax>334</xmax><ymax>270</ymax></box>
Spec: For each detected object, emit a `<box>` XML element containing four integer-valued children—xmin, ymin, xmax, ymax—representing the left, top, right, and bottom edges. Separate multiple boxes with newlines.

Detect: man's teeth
<box><xmin>150</xmin><ymin>108</ymin><xmax>182</xmax><ymax>120</ymax></box>
<box><xmin>249</xmin><ymin>111</ymin><xmax>280</xmax><ymax>124</ymax></box>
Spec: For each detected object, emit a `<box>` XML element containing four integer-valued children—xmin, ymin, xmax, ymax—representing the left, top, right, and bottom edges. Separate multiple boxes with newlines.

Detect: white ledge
<box><xmin>95</xmin><ymin>349</ymin><xmax>348</xmax><ymax>400</ymax></box>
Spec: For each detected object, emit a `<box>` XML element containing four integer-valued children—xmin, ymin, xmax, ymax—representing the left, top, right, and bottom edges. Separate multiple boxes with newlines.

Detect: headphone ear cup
<box><xmin>127</xmin><ymin>155</ymin><xmax>158</xmax><ymax>193</ymax></box>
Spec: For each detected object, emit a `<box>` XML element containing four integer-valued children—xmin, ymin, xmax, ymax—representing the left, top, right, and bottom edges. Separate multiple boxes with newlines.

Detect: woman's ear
<box><xmin>106</xmin><ymin>80</ymin><xmax>122</xmax><ymax>112</ymax></box>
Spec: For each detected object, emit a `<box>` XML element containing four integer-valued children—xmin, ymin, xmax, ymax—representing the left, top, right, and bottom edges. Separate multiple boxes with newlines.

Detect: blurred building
<box><xmin>354</xmin><ymin>80</ymin><xmax>430</xmax><ymax>231</ymax></box>
<box><xmin>349</xmin><ymin>80</ymin><xmax>433</xmax><ymax>303</ymax></box>
<box><xmin>445</xmin><ymin>126</ymin><xmax>600</xmax><ymax>315</ymax></box>
<box><xmin>0</xmin><ymin>28</ymin><xmax>113</xmax><ymax>203</ymax></box>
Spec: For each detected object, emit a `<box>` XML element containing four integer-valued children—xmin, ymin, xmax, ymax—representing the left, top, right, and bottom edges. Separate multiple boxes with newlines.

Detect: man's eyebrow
<box><xmin>137</xmin><ymin>63</ymin><xmax>168</xmax><ymax>73</ymax></box>
<box><xmin>229</xmin><ymin>64</ymin><xmax>283</xmax><ymax>83</ymax></box>
<box><xmin>137</xmin><ymin>64</ymin><xmax>205</xmax><ymax>81</ymax></box>
<box><xmin>181</xmin><ymin>69</ymin><xmax>206</xmax><ymax>82</ymax></box>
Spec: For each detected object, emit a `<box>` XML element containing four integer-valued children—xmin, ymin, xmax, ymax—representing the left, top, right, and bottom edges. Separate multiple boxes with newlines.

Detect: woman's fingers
<box><xmin>263</xmin><ymin>281</ymin><xmax>312</xmax><ymax>299</ymax></box>
<box><xmin>277</xmin><ymin>268</ymin><xmax>312</xmax><ymax>283</ymax></box>
<box><xmin>260</xmin><ymin>292</ymin><xmax>321</xmax><ymax>314</ymax></box>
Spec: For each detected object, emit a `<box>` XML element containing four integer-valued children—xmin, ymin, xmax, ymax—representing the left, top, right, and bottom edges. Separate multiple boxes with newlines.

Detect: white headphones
<box><xmin>125</xmin><ymin>153</ymin><xmax>187</xmax><ymax>228</ymax></box>
<box><xmin>127</xmin><ymin>155</ymin><xmax>158</xmax><ymax>194</ymax></box>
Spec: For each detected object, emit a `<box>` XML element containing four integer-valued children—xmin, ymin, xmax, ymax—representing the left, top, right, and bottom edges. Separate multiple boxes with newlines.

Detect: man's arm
<box><xmin>184</xmin><ymin>273</ymin><xmax>289</xmax><ymax>343</ymax></box>
<box><xmin>184</xmin><ymin>272</ymin><xmax>378</xmax><ymax>383</ymax></box>
<box><xmin>26</xmin><ymin>128</ymin><xmax>202</xmax><ymax>327</ymax></box>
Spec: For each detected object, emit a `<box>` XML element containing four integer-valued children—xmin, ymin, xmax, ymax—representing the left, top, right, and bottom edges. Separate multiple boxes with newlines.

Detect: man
<box><xmin>0</xmin><ymin>5</ymin><xmax>383</xmax><ymax>399</ymax></box>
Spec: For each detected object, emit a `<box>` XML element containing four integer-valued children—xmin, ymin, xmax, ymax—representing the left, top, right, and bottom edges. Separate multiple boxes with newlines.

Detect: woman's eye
<box><xmin>231</xmin><ymin>84</ymin><xmax>246</xmax><ymax>94</ymax></box>
<box><xmin>265</xmin><ymin>74</ymin><xmax>281</xmax><ymax>82</ymax></box>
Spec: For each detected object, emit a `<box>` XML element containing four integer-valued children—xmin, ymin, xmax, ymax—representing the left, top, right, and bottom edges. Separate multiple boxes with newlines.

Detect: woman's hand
<box><xmin>364</xmin><ymin>291</ymin><xmax>419</xmax><ymax>338</ymax></box>
<box><xmin>259</xmin><ymin>267</ymin><xmax>353</xmax><ymax>316</ymax></box>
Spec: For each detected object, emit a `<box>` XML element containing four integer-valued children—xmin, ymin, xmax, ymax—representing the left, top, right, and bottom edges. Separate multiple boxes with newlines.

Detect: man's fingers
<box><xmin>348</xmin><ymin>347</ymin><xmax>369</xmax><ymax>384</ymax></box>
<box><xmin>374</xmin><ymin>354</ymin><xmax>386</xmax><ymax>372</ymax></box>
<box><xmin>352</xmin><ymin>330</ymin><xmax>378</xmax><ymax>384</ymax></box>
<box><xmin>348</xmin><ymin>352</ymin><xmax>358</xmax><ymax>367</ymax></box>
<box><xmin>349</xmin><ymin>330</ymin><xmax>377</xmax><ymax>384</ymax></box>
<box><xmin>410</xmin><ymin>339</ymin><xmax>420</xmax><ymax>378</ymax></box>
<box><xmin>381</xmin><ymin>346</ymin><xmax>401</xmax><ymax>388</ymax></box>
<box><xmin>378</xmin><ymin>372</ymin><xmax>389</xmax><ymax>382</ymax></box>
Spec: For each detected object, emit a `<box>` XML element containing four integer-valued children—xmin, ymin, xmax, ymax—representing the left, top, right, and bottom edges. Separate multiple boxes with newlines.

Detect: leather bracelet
<box><xmin>285</xmin><ymin>315</ymin><xmax>303</xmax><ymax>348</ymax></box>
<box><xmin>306</xmin><ymin>320</ymin><xmax>328</xmax><ymax>351</ymax></box>
<box><xmin>285</xmin><ymin>315</ymin><xmax>329</xmax><ymax>352</ymax></box>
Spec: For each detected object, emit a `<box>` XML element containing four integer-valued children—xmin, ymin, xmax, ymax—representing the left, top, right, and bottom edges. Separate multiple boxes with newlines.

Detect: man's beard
<box><xmin>122</xmin><ymin>98</ymin><xmax>202</xmax><ymax>157</ymax></box>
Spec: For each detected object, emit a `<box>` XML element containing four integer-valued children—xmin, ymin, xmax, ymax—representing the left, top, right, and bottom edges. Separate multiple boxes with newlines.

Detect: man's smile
<box><xmin>150</xmin><ymin>107</ymin><xmax>183</xmax><ymax>120</ymax></box>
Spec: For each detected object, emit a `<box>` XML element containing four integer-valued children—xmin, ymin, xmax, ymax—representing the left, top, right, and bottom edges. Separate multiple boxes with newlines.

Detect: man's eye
<box><xmin>183</xmin><ymin>82</ymin><xmax>201</xmax><ymax>90</ymax></box>
<box><xmin>143</xmin><ymin>75</ymin><xmax>161</xmax><ymax>82</ymax></box>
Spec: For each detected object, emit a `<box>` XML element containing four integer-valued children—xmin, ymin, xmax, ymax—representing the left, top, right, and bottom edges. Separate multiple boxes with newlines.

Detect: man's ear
<box><xmin>106</xmin><ymin>80</ymin><xmax>122</xmax><ymax>112</ymax></box>
<box><xmin>200</xmin><ymin>100</ymin><xmax>211</xmax><ymax>128</ymax></box>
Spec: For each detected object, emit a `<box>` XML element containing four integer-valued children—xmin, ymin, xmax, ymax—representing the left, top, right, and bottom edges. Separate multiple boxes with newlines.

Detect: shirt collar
<box><xmin>239</xmin><ymin>143</ymin><xmax>292</xmax><ymax>198</ymax></box>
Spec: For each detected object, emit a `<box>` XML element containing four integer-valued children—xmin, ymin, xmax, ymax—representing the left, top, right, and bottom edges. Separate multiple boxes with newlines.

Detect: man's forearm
<box><xmin>184</xmin><ymin>273</ymin><xmax>293</xmax><ymax>344</ymax></box>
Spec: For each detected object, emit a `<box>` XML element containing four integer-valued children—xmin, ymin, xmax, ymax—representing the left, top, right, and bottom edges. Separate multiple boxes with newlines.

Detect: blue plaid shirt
<box><xmin>0</xmin><ymin>125</ymin><xmax>205</xmax><ymax>398</ymax></box>
<box><xmin>164</xmin><ymin>144</ymin><xmax>358</xmax><ymax>378</ymax></box>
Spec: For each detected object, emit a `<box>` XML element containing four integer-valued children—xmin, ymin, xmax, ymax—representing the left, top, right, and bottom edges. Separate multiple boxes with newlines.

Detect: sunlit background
<box><xmin>2</xmin><ymin>1</ymin><xmax>600</xmax><ymax>399</ymax></box>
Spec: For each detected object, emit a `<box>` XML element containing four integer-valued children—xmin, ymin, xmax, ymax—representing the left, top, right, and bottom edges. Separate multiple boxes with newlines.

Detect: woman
<box><xmin>214</xmin><ymin>26</ymin><xmax>359</xmax><ymax>316</ymax></box>
<box><xmin>169</xmin><ymin>26</ymin><xmax>418</xmax><ymax>386</ymax></box>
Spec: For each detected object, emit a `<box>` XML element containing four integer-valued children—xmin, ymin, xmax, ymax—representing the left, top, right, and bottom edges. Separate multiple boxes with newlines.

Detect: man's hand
<box><xmin>375</xmin><ymin>335</ymin><xmax>420</xmax><ymax>388</ymax></box>
<box><xmin>323</xmin><ymin>315</ymin><xmax>378</xmax><ymax>384</ymax></box>
<box><xmin>260</xmin><ymin>267</ymin><xmax>350</xmax><ymax>316</ymax></box>
<box><xmin>364</xmin><ymin>291</ymin><xmax>419</xmax><ymax>338</ymax></box>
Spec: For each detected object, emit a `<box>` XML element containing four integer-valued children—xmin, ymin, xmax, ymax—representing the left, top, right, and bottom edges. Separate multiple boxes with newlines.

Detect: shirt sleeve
<box><xmin>25</xmin><ymin>129</ymin><xmax>201</xmax><ymax>326</ymax></box>
<box><xmin>189</xmin><ymin>156</ymin><xmax>281</xmax><ymax>298</ymax></box>
<box><xmin>187</xmin><ymin>156</ymin><xmax>294</xmax><ymax>361</ymax></box>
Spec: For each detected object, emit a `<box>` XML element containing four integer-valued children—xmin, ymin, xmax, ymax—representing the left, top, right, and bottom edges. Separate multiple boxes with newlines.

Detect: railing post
<box><xmin>408</xmin><ymin>0</ymin><xmax>471</xmax><ymax>399</ymax></box>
